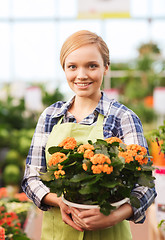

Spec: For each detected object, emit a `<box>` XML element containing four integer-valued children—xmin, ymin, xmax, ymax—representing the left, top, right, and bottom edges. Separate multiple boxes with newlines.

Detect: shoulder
<box><xmin>35</xmin><ymin>101</ymin><xmax>66</xmax><ymax>133</ymax></box>
<box><xmin>106</xmin><ymin>99</ymin><xmax>139</xmax><ymax>121</ymax></box>
<box><xmin>41</xmin><ymin>101</ymin><xmax>66</xmax><ymax>119</ymax></box>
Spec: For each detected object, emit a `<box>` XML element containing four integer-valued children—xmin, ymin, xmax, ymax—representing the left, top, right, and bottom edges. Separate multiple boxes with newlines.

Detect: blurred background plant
<box><xmin>0</xmin><ymin>188</ymin><xmax>32</xmax><ymax>239</ymax></box>
<box><xmin>110</xmin><ymin>42</ymin><xmax>165</xmax><ymax>125</ymax></box>
<box><xmin>0</xmin><ymin>85</ymin><xmax>64</xmax><ymax>189</ymax></box>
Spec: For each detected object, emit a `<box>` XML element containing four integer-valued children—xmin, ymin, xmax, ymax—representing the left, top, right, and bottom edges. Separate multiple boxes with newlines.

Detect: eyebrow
<box><xmin>66</xmin><ymin>60</ymin><xmax>99</xmax><ymax>65</ymax></box>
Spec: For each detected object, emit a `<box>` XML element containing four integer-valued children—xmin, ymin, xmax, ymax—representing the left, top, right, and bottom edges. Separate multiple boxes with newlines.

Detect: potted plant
<box><xmin>40</xmin><ymin>137</ymin><xmax>155</xmax><ymax>216</ymax></box>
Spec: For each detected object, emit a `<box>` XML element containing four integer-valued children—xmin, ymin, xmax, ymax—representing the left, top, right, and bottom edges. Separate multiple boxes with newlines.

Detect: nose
<box><xmin>77</xmin><ymin>68</ymin><xmax>88</xmax><ymax>80</ymax></box>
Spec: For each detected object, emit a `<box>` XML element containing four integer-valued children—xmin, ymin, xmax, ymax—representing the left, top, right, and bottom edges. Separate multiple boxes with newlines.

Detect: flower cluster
<box><xmin>58</xmin><ymin>137</ymin><xmax>77</xmax><ymax>150</ymax></box>
<box><xmin>119</xmin><ymin>144</ymin><xmax>148</xmax><ymax>165</ymax></box>
<box><xmin>0</xmin><ymin>188</ymin><xmax>31</xmax><ymax>240</ymax></box>
<box><xmin>0</xmin><ymin>226</ymin><xmax>5</xmax><ymax>240</ymax></box>
<box><xmin>83</xmin><ymin>153</ymin><xmax>113</xmax><ymax>175</ymax></box>
<box><xmin>40</xmin><ymin>137</ymin><xmax>155</xmax><ymax>215</ymax></box>
<box><xmin>0</xmin><ymin>206</ymin><xmax>21</xmax><ymax>228</ymax></box>
<box><xmin>0</xmin><ymin>205</ymin><xmax>21</xmax><ymax>239</ymax></box>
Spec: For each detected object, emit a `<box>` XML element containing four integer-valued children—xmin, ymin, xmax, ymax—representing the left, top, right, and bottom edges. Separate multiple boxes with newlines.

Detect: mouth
<box><xmin>74</xmin><ymin>82</ymin><xmax>92</xmax><ymax>87</ymax></box>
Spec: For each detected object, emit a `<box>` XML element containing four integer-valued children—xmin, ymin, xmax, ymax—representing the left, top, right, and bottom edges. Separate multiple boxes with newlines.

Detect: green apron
<box><xmin>41</xmin><ymin>114</ymin><xmax>132</xmax><ymax>240</ymax></box>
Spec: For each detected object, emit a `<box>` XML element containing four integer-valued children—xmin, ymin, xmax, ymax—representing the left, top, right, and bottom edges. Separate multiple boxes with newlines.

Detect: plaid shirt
<box><xmin>22</xmin><ymin>91</ymin><xmax>156</xmax><ymax>223</ymax></box>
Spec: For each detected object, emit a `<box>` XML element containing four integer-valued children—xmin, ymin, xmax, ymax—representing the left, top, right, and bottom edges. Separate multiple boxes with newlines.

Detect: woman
<box><xmin>22</xmin><ymin>30</ymin><xmax>156</xmax><ymax>240</ymax></box>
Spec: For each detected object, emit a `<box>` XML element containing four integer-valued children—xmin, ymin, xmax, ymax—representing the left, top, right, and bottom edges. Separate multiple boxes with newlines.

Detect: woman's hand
<box><xmin>42</xmin><ymin>193</ymin><xmax>83</xmax><ymax>232</ymax></box>
<box><xmin>70</xmin><ymin>203</ymin><xmax>133</xmax><ymax>231</ymax></box>
<box><xmin>58</xmin><ymin>199</ymin><xmax>84</xmax><ymax>232</ymax></box>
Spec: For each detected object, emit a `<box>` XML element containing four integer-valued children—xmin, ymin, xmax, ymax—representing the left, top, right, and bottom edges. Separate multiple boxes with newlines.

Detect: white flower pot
<box><xmin>62</xmin><ymin>195</ymin><xmax>129</xmax><ymax>211</ymax></box>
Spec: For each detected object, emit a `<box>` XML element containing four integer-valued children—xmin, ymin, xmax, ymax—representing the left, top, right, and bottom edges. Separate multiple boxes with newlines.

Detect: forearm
<box><xmin>41</xmin><ymin>192</ymin><xmax>62</xmax><ymax>208</ymax></box>
<box><xmin>111</xmin><ymin>203</ymin><xmax>133</xmax><ymax>225</ymax></box>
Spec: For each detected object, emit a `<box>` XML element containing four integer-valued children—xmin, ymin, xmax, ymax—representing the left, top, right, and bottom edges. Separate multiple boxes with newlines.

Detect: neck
<box><xmin>69</xmin><ymin>91</ymin><xmax>101</xmax><ymax>122</ymax></box>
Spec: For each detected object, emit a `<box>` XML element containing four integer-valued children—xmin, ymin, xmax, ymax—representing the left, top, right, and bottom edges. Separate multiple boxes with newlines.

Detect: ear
<box><xmin>104</xmin><ymin>64</ymin><xmax>109</xmax><ymax>76</ymax></box>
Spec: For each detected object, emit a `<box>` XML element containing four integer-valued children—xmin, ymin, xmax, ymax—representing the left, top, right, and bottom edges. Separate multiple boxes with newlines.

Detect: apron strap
<box><xmin>96</xmin><ymin>113</ymin><xmax>104</xmax><ymax>127</ymax></box>
<box><xmin>57</xmin><ymin>113</ymin><xmax>104</xmax><ymax>126</ymax></box>
<box><xmin>57</xmin><ymin>116</ymin><xmax>64</xmax><ymax>125</ymax></box>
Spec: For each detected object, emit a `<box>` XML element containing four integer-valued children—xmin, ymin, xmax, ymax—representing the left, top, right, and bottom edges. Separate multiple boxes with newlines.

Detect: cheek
<box><xmin>65</xmin><ymin>71</ymin><xmax>75</xmax><ymax>81</ymax></box>
<box><xmin>91</xmin><ymin>71</ymin><xmax>104</xmax><ymax>82</ymax></box>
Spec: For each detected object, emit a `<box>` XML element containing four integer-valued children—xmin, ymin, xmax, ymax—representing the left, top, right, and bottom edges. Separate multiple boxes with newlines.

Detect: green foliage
<box><xmin>137</xmin><ymin>55</ymin><xmax>154</xmax><ymax>71</ymax></box>
<box><xmin>2</xmin><ymin>164</ymin><xmax>21</xmax><ymax>186</ymax></box>
<box><xmin>42</xmin><ymin>87</ymin><xmax>64</xmax><ymax>107</ymax></box>
<box><xmin>138</xmin><ymin>42</ymin><xmax>160</xmax><ymax>56</ymax></box>
<box><xmin>105</xmin><ymin>42</ymin><xmax>164</xmax><ymax>125</ymax></box>
<box><xmin>0</xmin><ymin>96</ymin><xmax>37</xmax><ymax>130</ymax></box>
<box><xmin>151</xmin><ymin>120</ymin><xmax>165</xmax><ymax>154</ymax></box>
<box><xmin>40</xmin><ymin>137</ymin><xmax>155</xmax><ymax>216</ymax></box>
<box><xmin>124</xmin><ymin>79</ymin><xmax>148</xmax><ymax>100</ymax></box>
<box><xmin>0</xmin><ymin>84</ymin><xmax>64</xmax><ymax>189</ymax></box>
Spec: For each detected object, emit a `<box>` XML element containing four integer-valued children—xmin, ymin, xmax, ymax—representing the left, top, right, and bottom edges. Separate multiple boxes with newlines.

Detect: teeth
<box><xmin>76</xmin><ymin>83</ymin><xmax>89</xmax><ymax>86</ymax></box>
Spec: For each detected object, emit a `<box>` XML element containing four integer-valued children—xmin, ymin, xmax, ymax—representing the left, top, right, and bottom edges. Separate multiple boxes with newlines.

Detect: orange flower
<box><xmin>82</xmin><ymin>163</ymin><xmax>88</xmax><ymax>171</ymax></box>
<box><xmin>105</xmin><ymin>137</ymin><xmax>123</xmax><ymax>144</ymax></box>
<box><xmin>0</xmin><ymin>187</ymin><xmax>8</xmax><ymax>199</ymax></box>
<box><xmin>54</xmin><ymin>169</ymin><xmax>65</xmax><ymax>179</ymax></box>
<box><xmin>90</xmin><ymin>154</ymin><xmax>111</xmax><ymax>165</ymax></box>
<box><xmin>143</xmin><ymin>157</ymin><xmax>148</xmax><ymax>165</ymax></box>
<box><xmin>119</xmin><ymin>144</ymin><xmax>148</xmax><ymax>165</ymax></box>
<box><xmin>14</xmin><ymin>192</ymin><xmax>29</xmax><ymax>202</ymax></box>
<box><xmin>118</xmin><ymin>151</ymin><xmax>134</xmax><ymax>163</ymax></box>
<box><xmin>140</xmin><ymin>147</ymin><xmax>147</xmax><ymax>155</ymax></box>
<box><xmin>84</xmin><ymin>149</ymin><xmax>94</xmax><ymax>159</ymax></box>
<box><xmin>102</xmin><ymin>164</ymin><xmax>113</xmax><ymax>174</ymax></box>
<box><xmin>77</xmin><ymin>143</ymin><xmax>94</xmax><ymax>153</ymax></box>
<box><xmin>137</xmin><ymin>167</ymin><xmax>141</xmax><ymax>171</ymax></box>
<box><xmin>91</xmin><ymin>165</ymin><xmax>102</xmax><ymax>174</ymax></box>
<box><xmin>58</xmin><ymin>164</ymin><xmax>63</xmax><ymax>170</ymax></box>
<box><xmin>58</xmin><ymin>137</ymin><xmax>77</xmax><ymax>150</ymax></box>
<box><xmin>48</xmin><ymin>152</ymin><xmax>67</xmax><ymax>166</ymax></box>
<box><xmin>90</xmin><ymin>154</ymin><xmax>113</xmax><ymax>175</ymax></box>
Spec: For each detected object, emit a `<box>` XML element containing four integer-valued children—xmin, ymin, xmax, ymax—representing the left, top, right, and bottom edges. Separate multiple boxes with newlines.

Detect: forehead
<box><xmin>65</xmin><ymin>44</ymin><xmax>103</xmax><ymax>63</ymax></box>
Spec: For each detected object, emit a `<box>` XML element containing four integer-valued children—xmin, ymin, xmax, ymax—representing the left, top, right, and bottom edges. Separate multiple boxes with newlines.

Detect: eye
<box><xmin>89</xmin><ymin>64</ymin><xmax>98</xmax><ymax>69</ymax></box>
<box><xmin>68</xmin><ymin>65</ymin><xmax>76</xmax><ymax>70</ymax></box>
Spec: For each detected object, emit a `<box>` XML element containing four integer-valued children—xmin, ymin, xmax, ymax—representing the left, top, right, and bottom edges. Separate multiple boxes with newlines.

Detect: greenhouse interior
<box><xmin>0</xmin><ymin>0</ymin><xmax>165</xmax><ymax>239</ymax></box>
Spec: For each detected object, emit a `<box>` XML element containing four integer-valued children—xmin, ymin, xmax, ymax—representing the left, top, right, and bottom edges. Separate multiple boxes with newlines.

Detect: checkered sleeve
<box><xmin>22</xmin><ymin>112</ymin><xmax>51</xmax><ymax>211</ymax></box>
<box><xmin>119</xmin><ymin>109</ymin><xmax>157</xmax><ymax>223</ymax></box>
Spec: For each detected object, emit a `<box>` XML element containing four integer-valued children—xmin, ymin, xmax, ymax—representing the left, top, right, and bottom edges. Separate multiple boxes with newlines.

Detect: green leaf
<box><xmin>69</xmin><ymin>152</ymin><xmax>83</xmax><ymax>160</ymax></box>
<box><xmin>13</xmin><ymin>234</ymin><xmax>31</xmax><ymax>240</ymax></box>
<box><xmin>130</xmin><ymin>195</ymin><xmax>140</xmax><ymax>208</ymax></box>
<box><xmin>39</xmin><ymin>171</ymin><xmax>54</xmax><ymax>181</ymax></box>
<box><xmin>87</xmin><ymin>175</ymin><xmax>101</xmax><ymax>185</ymax></box>
<box><xmin>119</xmin><ymin>143</ymin><xmax>127</xmax><ymax>150</ymax></box>
<box><xmin>141</xmin><ymin>164</ymin><xmax>155</xmax><ymax>171</ymax></box>
<box><xmin>95</xmin><ymin>139</ymin><xmax>108</xmax><ymax>146</ymax></box>
<box><xmin>70</xmin><ymin>173</ymin><xmax>95</xmax><ymax>183</ymax></box>
<box><xmin>79</xmin><ymin>185</ymin><xmax>99</xmax><ymax>194</ymax></box>
<box><xmin>88</xmin><ymin>140</ymin><xmax>93</xmax><ymax>145</ymax></box>
<box><xmin>111</xmin><ymin>142</ymin><xmax>120</xmax><ymax>147</ymax></box>
<box><xmin>48</xmin><ymin>146</ymin><xmax>62</xmax><ymax>154</ymax></box>
<box><xmin>100</xmin><ymin>181</ymin><xmax>120</xmax><ymax>188</ymax></box>
<box><xmin>100</xmin><ymin>202</ymin><xmax>116</xmax><ymax>216</ymax></box>
<box><xmin>158</xmin><ymin>220</ymin><xmax>165</xmax><ymax>228</ymax></box>
<box><xmin>138</xmin><ymin>174</ymin><xmax>155</xmax><ymax>188</ymax></box>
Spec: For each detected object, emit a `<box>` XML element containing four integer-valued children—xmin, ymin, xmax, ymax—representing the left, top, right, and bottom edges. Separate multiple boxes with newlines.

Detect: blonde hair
<box><xmin>60</xmin><ymin>30</ymin><xmax>110</xmax><ymax>69</ymax></box>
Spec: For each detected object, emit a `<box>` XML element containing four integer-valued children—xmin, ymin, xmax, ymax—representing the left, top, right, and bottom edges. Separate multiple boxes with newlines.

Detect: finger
<box><xmin>63</xmin><ymin>213</ymin><xmax>84</xmax><ymax>232</ymax></box>
<box><xmin>75</xmin><ymin>208</ymin><xmax>100</xmax><ymax>219</ymax></box>
<box><xmin>71</xmin><ymin>209</ymin><xmax>90</xmax><ymax>230</ymax></box>
<box><xmin>72</xmin><ymin>217</ymin><xmax>89</xmax><ymax>230</ymax></box>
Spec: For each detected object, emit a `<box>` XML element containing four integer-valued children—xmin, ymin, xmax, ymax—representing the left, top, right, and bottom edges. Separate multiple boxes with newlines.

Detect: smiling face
<box><xmin>64</xmin><ymin>44</ymin><xmax>109</xmax><ymax>100</ymax></box>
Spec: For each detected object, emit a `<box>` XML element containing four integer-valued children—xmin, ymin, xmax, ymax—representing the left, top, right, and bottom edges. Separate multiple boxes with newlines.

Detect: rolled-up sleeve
<box><xmin>22</xmin><ymin>112</ymin><xmax>51</xmax><ymax>210</ymax></box>
<box><xmin>120</xmin><ymin>110</ymin><xmax>157</xmax><ymax>223</ymax></box>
